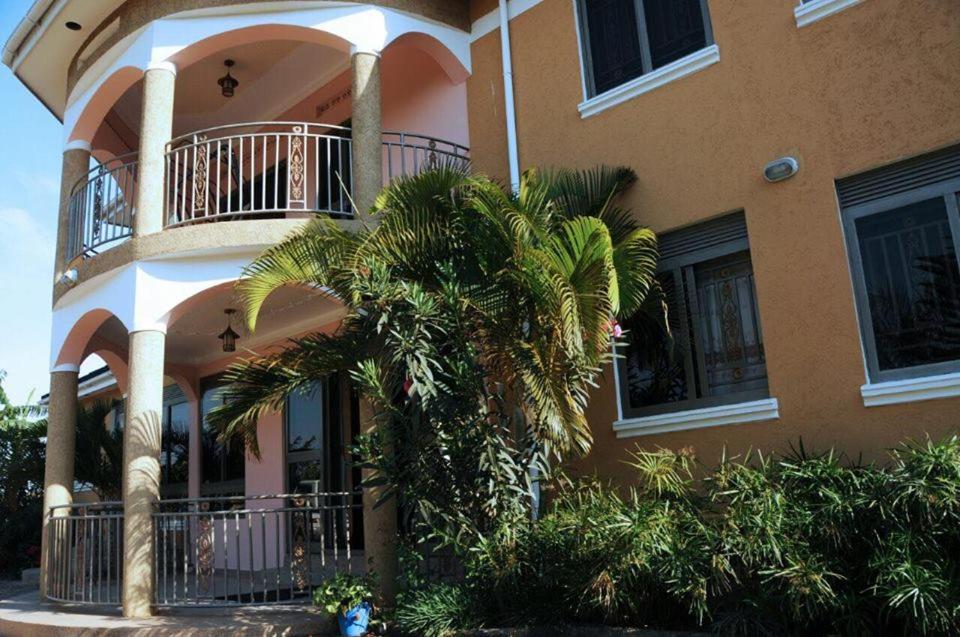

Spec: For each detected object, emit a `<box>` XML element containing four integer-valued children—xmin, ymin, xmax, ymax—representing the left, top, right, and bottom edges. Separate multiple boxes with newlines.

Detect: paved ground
<box><xmin>0</xmin><ymin>590</ymin><xmax>337</xmax><ymax>636</ymax></box>
<box><xmin>0</xmin><ymin>580</ymin><xmax>36</xmax><ymax>600</ymax></box>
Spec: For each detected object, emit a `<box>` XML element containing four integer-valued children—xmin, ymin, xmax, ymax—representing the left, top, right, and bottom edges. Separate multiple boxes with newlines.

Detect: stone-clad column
<box><xmin>350</xmin><ymin>49</ymin><xmax>382</xmax><ymax>218</ymax></box>
<box><xmin>359</xmin><ymin>399</ymin><xmax>398</xmax><ymax>605</ymax></box>
<box><xmin>39</xmin><ymin>368</ymin><xmax>79</xmax><ymax>599</ymax></box>
<box><xmin>133</xmin><ymin>62</ymin><xmax>176</xmax><ymax>237</ymax></box>
<box><xmin>54</xmin><ymin>144</ymin><xmax>91</xmax><ymax>279</ymax></box>
<box><xmin>122</xmin><ymin>329</ymin><xmax>165</xmax><ymax>618</ymax></box>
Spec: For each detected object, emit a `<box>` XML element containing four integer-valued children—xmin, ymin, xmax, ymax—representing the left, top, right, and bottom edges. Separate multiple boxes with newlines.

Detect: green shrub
<box><xmin>396</xmin><ymin>583</ymin><xmax>479</xmax><ymax>637</ymax></box>
<box><xmin>312</xmin><ymin>572</ymin><xmax>377</xmax><ymax>617</ymax></box>
<box><xmin>398</xmin><ymin>436</ymin><xmax>960</xmax><ymax>636</ymax></box>
<box><xmin>462</xmin><ymin>449</ymin><xmax>715</xmax><ymax>630</ymax></box>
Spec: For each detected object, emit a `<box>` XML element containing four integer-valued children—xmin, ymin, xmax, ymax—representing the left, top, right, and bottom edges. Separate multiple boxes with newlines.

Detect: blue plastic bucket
<box><xmin>337</xmin><ymin>601</ymin><xmax>372</xmax><ymax>637</ymax></box>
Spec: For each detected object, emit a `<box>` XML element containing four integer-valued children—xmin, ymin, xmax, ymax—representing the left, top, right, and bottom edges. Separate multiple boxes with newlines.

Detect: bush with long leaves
<box><xmin>398</xmin><ymin>438</ymin><xmax>960</xmax><ymax>636</ymax></box>
<box><xmin>207</xmin><ymin>165</ymin><xmax>663</xmax><ymax>549</ymax></box>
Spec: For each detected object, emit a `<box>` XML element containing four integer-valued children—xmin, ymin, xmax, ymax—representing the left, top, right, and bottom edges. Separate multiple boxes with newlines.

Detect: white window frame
<box><xmin>841</xmin><ymin>179</ymin><xmax>960</xmax><ymax>406</ymax></box>
<box><xmin>573</xmin><ymin>0</ymin><xmax>720</xmax><ymax>119</ymax></box>
<box><xmin>611</xmin><ymin>219</ymin><xmax>779</xmax><ymax>436</ymax></box>
<box><xmin>794</xmin><ymin>0</ymin><xmax>863</xmax><ymax>28</ymax></box>
<box><xmin>613</xmin><ymin>397</ymin><xmax>780</xmax><ymax>438</ymax></box>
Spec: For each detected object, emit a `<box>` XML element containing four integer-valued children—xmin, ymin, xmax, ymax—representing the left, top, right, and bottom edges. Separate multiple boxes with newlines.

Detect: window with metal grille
<box><xmin>617</xmin><ymin>212</ymin><xmax>769</xmax><ymax>418</ymax></box>
<box><xmin>838</xmin><ymin>146</ymin><xmax>960</xmax><ymax>383</ymax></box>
<box><xmin>578</xmin><ymin>0</ymin><xmax>713</xmax><ymax>96</ymax></box>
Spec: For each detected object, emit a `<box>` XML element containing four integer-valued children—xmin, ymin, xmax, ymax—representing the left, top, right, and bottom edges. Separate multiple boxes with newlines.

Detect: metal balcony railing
<box><xmin>46</xmin><ymin>492</ymin><xmax>364</xmax><ymax>608</ymax></box>
<box><xmin>381</xmin><ymin>130</ymin><xmax>470</xmax><ymax>183</ymax></box>
<box><xmin>66</xmin><ymin>153</ymin><xmax>138</xmax><ymax>260</ymax></box>
<box><xmin>164</xmin><ymin>122</ymin><xmax>470</xmax><ymax>227</ymax></box>
<box><xmin>64</xmin><ymin>123</ymin><xmax>469</xmax><ymax>260</ymax></box>
<box><xmin>165</xmin><ymin>122</ymin><xmax>355</xmax><ymax>225</ymax></box>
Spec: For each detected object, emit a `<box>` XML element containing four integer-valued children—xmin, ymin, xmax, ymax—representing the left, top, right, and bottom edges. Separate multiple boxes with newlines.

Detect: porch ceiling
<box><xmin>111</xmin><ymin>39</ymin><xmax>348</xmax><ymax>141</ymax></box>
<box><xmin>89</xmin><ymin>284</ymin><xmax>344</xmax><ymax>368</ymax></box>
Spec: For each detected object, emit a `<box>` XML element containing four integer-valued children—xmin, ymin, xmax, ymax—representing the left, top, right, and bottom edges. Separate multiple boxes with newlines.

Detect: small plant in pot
<box><xmin>313</xmin><ymin>572</ymin><xmax>378</xmax><ymax>637</ymax></box>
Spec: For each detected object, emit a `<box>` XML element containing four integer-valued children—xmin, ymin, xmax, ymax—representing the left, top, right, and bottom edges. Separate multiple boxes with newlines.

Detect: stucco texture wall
<box><xmin>467</xmin><ymin>0</ymin><xmax>960</xmax><ymax>479</ymax></box>
<box><xmin>69</xmin><ymin>0</ymin><xmax>471</xmax><ymax>92</ymax></box>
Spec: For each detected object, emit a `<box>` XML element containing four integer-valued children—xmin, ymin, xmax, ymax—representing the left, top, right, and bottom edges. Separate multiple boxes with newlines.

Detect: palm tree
<box><xmin>209</xmin><ymin>165</ymin><xmax>664</xmax><ymax>542</ymax></box>
<box><xmin>74</xmin><ymin>400</ymin><xmax>123</xmax><ymax>500</ymax></box>
<box><xmin>0</xmin><ymin>370</ymin><xmax>46</xmax><ymax>514</ymax></box>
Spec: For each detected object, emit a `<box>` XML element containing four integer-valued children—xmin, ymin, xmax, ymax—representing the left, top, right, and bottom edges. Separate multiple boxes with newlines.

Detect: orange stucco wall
<box><xmin>467</xmin><ymin>0</ymin><xmax>960</xmax><ymax>479</ymax></box>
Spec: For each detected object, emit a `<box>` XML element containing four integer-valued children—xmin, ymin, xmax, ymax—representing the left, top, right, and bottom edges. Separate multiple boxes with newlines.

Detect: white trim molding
<box><xmin>145</xmin><ymin>59</ymin><xmax>177</xmax><ymax>75</ymax></box>
<box><xmin>471</xmin><ymin>0</ymin><xmax>543</xmax><ymax>42</ymax></box>
<box><xmin>613</xmin><ymin>398</ymin><xmax>780</xmax><ymax>439</ymax></box>
<box><xmin>63</xmin><ymin>139</ymin><xmax>92</xmax><ymax>152</ymax></box>
<box><xmin>861</xmin><ymin>372</ymin><xmax>960</xmax><ymax>407</ymax></box>
<box><xmin>349</xmin><ymin>44</ymin><xmax>381</xmax><ymax>57</ymax></box>
<box><xmin>78</xmin><ymin>370</ymin><xmax>119</xmax><ymax>399</ymax></box>
<box><xmin>578</xmin><ymin>45</ymin><xmax>720</xmax><ymax>120</ymax></box>
<box><xmin>794</xmin><ymin>0</ymin><xmax>862</xmax><ymax>28</ymax></box>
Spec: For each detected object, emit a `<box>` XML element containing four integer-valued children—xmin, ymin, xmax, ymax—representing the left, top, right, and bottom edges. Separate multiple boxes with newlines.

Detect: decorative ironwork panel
<box><xmin>291</xmin><ymin>497</ymin><xmax>309</xmax><ymax>591</ymax></box>
<box><xmin>92</xmin><ymin>171</ymin><xmax>104</xmax><ymax>240</ymax></box>
<box><xmin>192</xmin><ymin>137</ymin><xmax>209</xmax><ymax>215</ymax></box>
<box><xmin>197</xmin><ymin>502</ymin><xmax>214</xmax><ymax>595</ymax></box>
<box><xmin>289</xmin><ymin>127</ymin><xmax>306</xmax><ymax>205</ymax></box>
<box><xmin>694</xmin><ymin>253</ymin><xmax>766</xmax><ymax>396</ymax></box>
<box><xmin>73</xmin><ymin>507</ymin><xmax>87</xmax><ymax>596</ymax></box>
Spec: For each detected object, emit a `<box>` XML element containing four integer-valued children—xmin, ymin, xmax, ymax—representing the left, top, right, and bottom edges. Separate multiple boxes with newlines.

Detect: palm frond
<box><xmin>208</xmin><ymin>321</ymin><xmax>375</xmax><ymax>457</ymax></box>
<box><xmin>237</xmin><ymin>217</ymin><xmax>361</xmax><ymax>330</ymax></box>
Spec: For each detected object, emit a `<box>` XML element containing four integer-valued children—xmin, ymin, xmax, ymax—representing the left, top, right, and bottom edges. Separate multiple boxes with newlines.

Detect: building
<box><xmin>3</xmin><ymin>0</ymin><xmax>959</xmax><ymax>627</ymax></box>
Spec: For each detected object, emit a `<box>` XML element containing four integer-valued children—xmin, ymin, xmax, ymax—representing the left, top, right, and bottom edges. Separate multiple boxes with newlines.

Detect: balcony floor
<box><xmin>0</xmin><ymin>590</ymin><xmax>335</xmax><ymax>636</ymax></box>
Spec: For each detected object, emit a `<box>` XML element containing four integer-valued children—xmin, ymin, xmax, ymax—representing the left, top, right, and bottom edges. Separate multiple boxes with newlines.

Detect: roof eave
<box><xmin>2</xmin><ymin>0</ymin><xmax>56</xmax><ymax>69</ymax></box>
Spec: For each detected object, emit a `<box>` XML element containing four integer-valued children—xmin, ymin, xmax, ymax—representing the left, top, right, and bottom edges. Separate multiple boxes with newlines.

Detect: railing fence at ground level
<box><xmin>45</xmin><ymin>491</ymin><xmax>363</xmax><ymax>607</ymax></box>
<box><xmin>46</xmin><ymin>501</ymin><xmax>123</xmax><ymax>605</ymax></box>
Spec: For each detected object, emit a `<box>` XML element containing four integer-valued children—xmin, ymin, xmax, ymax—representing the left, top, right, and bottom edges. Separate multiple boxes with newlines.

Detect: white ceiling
<box><xmin>110</xmin><ymin>38</ymin><xmax>348</xmax><ymax>139</ymax></box>
<box><xmin>90</xmin><ymin>283</ymin><xmax>345</xmax><ymax>367</ymax></box>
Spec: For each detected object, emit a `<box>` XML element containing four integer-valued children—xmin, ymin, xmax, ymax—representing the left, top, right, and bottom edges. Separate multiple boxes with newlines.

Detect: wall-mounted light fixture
<box><xmin>219</xmin><ymin>309</ymin><xmax>239</xmax><ymax>352</ymax></box>
<box><xmin>59</xmin><ymin>268</ymin><xmax>79</xmax><ymax>287</ymax></box>
<box><xmin>217</xmin><ymin>59</ymin><xmax>239</xmax><ymax>98</ymax></box>
<box><xmin>764</xmin><ymin>156</ymin><xmax>800</xmax><ymax>183</ymax></box>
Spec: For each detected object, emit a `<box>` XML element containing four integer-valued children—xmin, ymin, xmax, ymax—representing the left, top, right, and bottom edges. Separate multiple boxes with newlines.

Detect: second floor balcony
<box><xmin>53</xmin><ymin>4</ymin><xmax>474</xmax><ymax>278</ymax></box>
<box><xmin>67</xmin><ymin>123</ymin><xmax>469</xmax><ymax>261</ymax></box>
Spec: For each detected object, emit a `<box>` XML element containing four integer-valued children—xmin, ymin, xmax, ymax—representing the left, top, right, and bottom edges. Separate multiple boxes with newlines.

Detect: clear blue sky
<box><xmin>0</xmin><ymin>1</ymin><xmax>69</xmax><ymax>404</ymax></box>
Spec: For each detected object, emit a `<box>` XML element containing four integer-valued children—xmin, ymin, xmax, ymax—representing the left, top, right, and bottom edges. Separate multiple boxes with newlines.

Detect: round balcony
<box><xmin>66</xmin><ymin>123</ymin><xmax>469</xmax><ymax>262</ymax></box>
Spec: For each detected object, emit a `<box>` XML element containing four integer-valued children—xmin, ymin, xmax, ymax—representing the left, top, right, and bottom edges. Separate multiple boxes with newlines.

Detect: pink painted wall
<box><xmin>246</xmin><ymin>411</ymin><xmax>286</xmax><ymax>496</ymax></box>
<box><xmin>278</xmin><ymin>40</ymin><xmax>469</xmax><ymax>147</ymax></box>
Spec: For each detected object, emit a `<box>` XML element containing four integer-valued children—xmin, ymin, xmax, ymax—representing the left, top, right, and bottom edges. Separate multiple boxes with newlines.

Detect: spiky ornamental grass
<box><xmin>206</xmin><ymin>165</ymin><xmax>663</xmax><ymax>550</ymax></box>
<box><xmin>450</xmin><ymin>439</ymin><xmax>960</xmax><ymax>636</ymax></box>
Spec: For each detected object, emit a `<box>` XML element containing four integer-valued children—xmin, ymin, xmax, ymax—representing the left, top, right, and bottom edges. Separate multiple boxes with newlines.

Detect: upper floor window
<box><xmin>577</xmin><ymin>0</ymin><xmax>714</xmax><ymax>96</ymax></box>
<box><xmin>839</xmin><ymin>145</ymin><xmax>960</xmax><ymax>383</ymax></box>
<box><xmin>617</xmin><ymin>212</ymin><xmax>768</xmax><ymax>418</ymax></box>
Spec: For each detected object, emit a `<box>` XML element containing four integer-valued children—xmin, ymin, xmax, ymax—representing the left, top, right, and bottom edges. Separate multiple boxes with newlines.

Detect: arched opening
<box><xmin>62</xmin><ymin>17</ymin><xmax>469</xmax><ymax>241</ymax></box>
<box><xmin>160</xmin><ymin>277</ymin><xmax>346</xmax><ymax>497</ymax></box>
